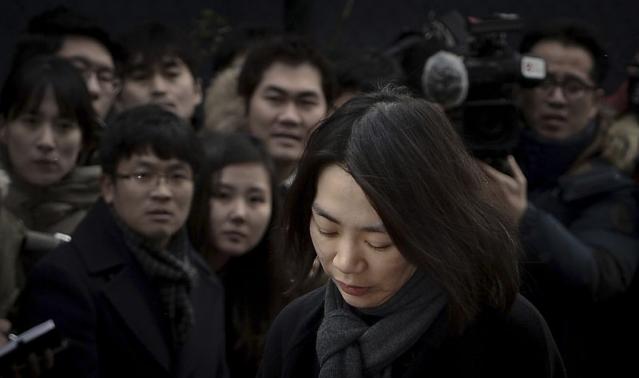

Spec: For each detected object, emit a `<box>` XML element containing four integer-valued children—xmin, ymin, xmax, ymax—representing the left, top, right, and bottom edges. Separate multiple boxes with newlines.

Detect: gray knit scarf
<box><xmin>316</xmin><ymin>270</ymin><xmax>447</xmax><ymax>378</ymax></box>
<box><xmin>112</xmin><ymin>209</ymin><xmax>199</xmax><ymax>348</ymax></box>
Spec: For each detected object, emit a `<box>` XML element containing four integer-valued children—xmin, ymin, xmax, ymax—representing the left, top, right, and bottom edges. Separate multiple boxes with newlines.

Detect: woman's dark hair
<box><xmin>187</xmin><ymin>131</ymin><xmax>279</xmax><ymax>370</ymax></box>
<box><xmin>100</xmin><ymin>104</ymin><xmax>202</xmax><ymax>176</ymax></box>
<box><xmin>188</xmin><ymin>130</ymin><xmax>276</xmax><ymax>253</ymax></box>
<box><xmin>0</xmin><ymin>55</ymin><xmax>98</xmax><ymax>150</ymax></box>
<box><xmin>281</xmin><ymin>86</ymin><xmax>520</xmax><ymax>332</ymax></box>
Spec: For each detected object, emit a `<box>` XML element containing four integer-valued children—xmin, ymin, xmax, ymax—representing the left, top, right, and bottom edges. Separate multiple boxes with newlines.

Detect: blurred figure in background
<box><xmin>116</xmin><ymin>22</ymin><xmax>203</xmax><ymax>127</ymax></box>
<box><xmin>0</xmin><ymin>55</ymin><xmax>100</xmax><ymax>318</ymax></box>
<box><xmin>602</xmin><ymin>51</ymin><xmax>639</xmax><ymax>179</ymax></box>
<box><xmin>203</xmin><ymin>26</ymin><xmax>277</xmax><ymax>134</ymax></box>
<box><xmin>23</xmin><ymin>5</ymin><xmax>121</xmax><ymax>124</ymax></box>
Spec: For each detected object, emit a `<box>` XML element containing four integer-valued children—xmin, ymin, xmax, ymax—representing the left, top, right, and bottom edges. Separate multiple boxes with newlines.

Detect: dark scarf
<box><xmin>0</xmin><ymin>152</ymin><xmax>101</xmax><ymax>234</ymax></box>
<box><xmin>316</xmin><ymin>270</ymin><xmax>447</xmax><ymax>378</ymax></box>
<box><xmin>112</xmin><ymin>208</ymin><xmax>199</xmax><ymax>348</ymax></box>
<box><xmin>515</xmin><ymin>121</ymin><xmax>597</xmax><ymax>191</ymax></box>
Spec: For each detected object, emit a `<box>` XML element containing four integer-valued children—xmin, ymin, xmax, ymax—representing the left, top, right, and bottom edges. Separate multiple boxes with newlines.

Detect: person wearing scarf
<box><xmin>316</xmin><ymin>271</ymin><xmax>446</xmax><ymax>378</ymax></box>
<box><xmin>16</xmin><ymin>105</ymin><xmax>228</xmax><ymax>377</ymax></box>
<box><xmin>258</xmin><ymin>89</ymin><xmax>565</xmax><ymax>378</ymax></box>
<box><xmin>115</xmin><ymin>210</ymin><xmax>198</xmax><ymax>349</ymax></box>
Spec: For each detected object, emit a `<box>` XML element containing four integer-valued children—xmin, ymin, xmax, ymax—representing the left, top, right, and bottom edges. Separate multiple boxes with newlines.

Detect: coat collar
<box><xmin>70</xmin><ymin>199</ymin><xmax>220</xmax><ymax>376</ymax></box>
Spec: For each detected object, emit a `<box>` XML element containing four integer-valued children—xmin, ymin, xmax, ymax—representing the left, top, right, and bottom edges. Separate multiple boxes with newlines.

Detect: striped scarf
<box><xmin>113</xmin><ymin>209</ymin><xmax>198</xmax><ymax>348</ymax></box>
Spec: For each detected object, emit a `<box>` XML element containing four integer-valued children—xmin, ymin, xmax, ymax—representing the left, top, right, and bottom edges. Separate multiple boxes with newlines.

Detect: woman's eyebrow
<box><xmin>312</xmin><ymin>203</ymin><xmax>387</xmax><ymax>233</ymax></box>
<box><xmin>312</xmin><ymin>204</ymin><xmax>339</xmax><ymax>224</ymax></box>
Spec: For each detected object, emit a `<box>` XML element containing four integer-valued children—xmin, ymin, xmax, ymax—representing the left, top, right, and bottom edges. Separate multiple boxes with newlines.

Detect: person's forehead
<box><xmin>117</xmin><ymin>151</ymin><xmax>190</xmax><ymax>169</ymax></box>
<box><xmin>129</xmin><ymin>53</ymin><xmax>190</xmax><ymax>71</ymax></box>
<box><xmin>258</xmin><ymin>62</ymin><xmax>324</xmax><ymax>96</ymax></box>
<box><xmin>218</xmin><ymin>162</ymin><xmax>271</xmax><ymax>185</ymax></box>
<box><xmin>530</xmin><ymin>40</ymin><xmax>594</xmax><ymax>79</ymax></box>
<box><xmin>58</xmin><ymin>35</ymin><xmax>114</xmax><ymax>69</ymax></box>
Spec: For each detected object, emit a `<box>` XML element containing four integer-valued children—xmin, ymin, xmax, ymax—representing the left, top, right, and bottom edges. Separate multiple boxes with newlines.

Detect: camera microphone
<box><xmin>421</xmin><ymin>50</ymin><xmax>469</xmax><ymax>109</ymax></box>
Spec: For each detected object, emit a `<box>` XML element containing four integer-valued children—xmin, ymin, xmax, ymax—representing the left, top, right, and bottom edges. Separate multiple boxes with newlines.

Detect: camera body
<box><xmin>389</xmin><ymin>10</ymin><xmax>545</xmax><ymax>172</ymax></box>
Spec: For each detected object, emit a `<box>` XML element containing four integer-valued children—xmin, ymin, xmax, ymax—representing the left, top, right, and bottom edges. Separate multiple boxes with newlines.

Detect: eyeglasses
<box><xmin>115</xmin><ymin>171</ymin><xmax>193</xmax><ymax>190</ymax></box>
<box><xmin>68</xmin><ymin>57</ymin><xmax>120</xmax><ymax>90</ymax></box>
<box><xmin>536</xmin><ymin>74</ymin><xmax>596</xmax><ymax>101</ymax></box>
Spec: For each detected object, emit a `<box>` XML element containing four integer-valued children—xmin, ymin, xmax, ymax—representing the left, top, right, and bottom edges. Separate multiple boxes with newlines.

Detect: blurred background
<box><xmin>1</xmin><ymin>0</ymin><xmax>637</xmax><ymax>93</ymax></box>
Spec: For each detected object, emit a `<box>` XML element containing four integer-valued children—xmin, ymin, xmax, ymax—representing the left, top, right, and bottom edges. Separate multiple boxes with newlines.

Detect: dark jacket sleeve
<box><xmin>505</xmin><ymin>295</ymin><xmax>567</xmax><ymax>378</ymax></box>
<box><xmin>256</xmin><ymin>308</ymin><xmax>285</xmax><ymax>378</ymax></box>
<box><xmin>18</xmin><ymin>247</ymin><xmax>98</xmax><ymax>378</ymax></box>
<box><xmin>520</xmin><ymin>186</ymin><xmax>639</xmax><ymax>301</ymax></box>
<box><xmin>257</xmin><ymin>287</ymin><xmax>324</xmax><ymax>378</ymax></box>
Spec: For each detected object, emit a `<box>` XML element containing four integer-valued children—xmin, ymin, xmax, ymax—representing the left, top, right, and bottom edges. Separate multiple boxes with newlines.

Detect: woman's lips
<box><xmin>271</xmin><ymin>132</ymin><xmax>302</xmax><ymax>142</ymax></box>
<box><xmin>221</xmin><ymin>230</ymin><xmax>247</xmax><ymax>242</ymax></box>
<box><xmin>146</xmin><ymin>209</ymin><xmax>173</xmax><ymax>222</ymax></box>
<box><xmin>32</xmin><ymin>159</ymin><xmax>59</xmax><ymax>170</ymax></box>
<box><xmin>335</xmin><ymin>279</ymin><xmax>370</xmax><ymax>297</ymax></box>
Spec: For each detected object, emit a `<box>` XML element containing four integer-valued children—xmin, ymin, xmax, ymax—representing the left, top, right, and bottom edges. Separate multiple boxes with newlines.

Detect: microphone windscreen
<box><xmin>421</xmin><ymin>51</ymin><xmax>468</xmax><ymax>109</ymax></box>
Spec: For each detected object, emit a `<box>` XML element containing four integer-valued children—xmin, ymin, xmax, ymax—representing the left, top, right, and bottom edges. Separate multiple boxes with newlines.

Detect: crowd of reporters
<box><xmin>0</xmin><ymin>5</ymin><xmax>638</xmax><ymax>378</ymax></box>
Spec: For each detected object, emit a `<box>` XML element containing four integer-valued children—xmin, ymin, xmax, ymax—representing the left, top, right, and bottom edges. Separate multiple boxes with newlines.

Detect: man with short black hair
<box><xmin>116</xmin><ymin>23</ymin><xmax>203</xmax><ymax>124</ymax></box>
<box><xmin>238</xmin><ymin>35</ymin><xmax>335</xmax><ymax>184</ymax></box>
<box><xmin>25</xmin><ymin>6</ymin><xmax>121</xmax><ymax>122</ymax></box>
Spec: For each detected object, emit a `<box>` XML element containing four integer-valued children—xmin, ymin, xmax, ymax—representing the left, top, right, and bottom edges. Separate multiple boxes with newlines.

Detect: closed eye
<box><xmin>365</xmin><ymin>241</ymin><xmax>392</xmax><ymax>251</ymax></box>
<box><xmin>317</xmin><ymin>227</ymin><xmax>338</xmax><ymax>237</ymax></box>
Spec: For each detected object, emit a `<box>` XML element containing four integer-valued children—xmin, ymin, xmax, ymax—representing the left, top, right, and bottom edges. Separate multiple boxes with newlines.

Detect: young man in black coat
<box><xmin>17</xmin><ymin>105</ymin><xmax>228</xmax><ymax>378</ymax></box>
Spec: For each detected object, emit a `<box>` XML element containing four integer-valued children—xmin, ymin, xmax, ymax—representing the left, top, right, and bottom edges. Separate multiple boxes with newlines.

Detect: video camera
<box><xmin>388</xmin><ymin>10</ymin><xmax>546</xmax><ymax>173</ymax></box>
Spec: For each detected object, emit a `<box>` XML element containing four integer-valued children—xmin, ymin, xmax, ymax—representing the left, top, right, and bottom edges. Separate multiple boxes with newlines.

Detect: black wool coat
<box><xmin>18</xmin><ymin>199</ymin><xmax>229</xmax><ymax>378</ymax></box>
<box><xmin>258</xmin><ymin>286</ymin><xmax>566</xmax><ymax>378</ymax></box>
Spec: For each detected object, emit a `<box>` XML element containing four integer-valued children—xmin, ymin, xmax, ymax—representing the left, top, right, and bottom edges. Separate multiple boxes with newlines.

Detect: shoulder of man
<box><xmin>559</xmin><ymin>159</ymin><xmax>636</xmax><ymax>202</ymax></box>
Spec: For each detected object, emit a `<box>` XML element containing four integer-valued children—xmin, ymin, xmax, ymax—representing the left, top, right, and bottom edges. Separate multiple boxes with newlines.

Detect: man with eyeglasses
<box><xmin>24</xmin><ymin>6</ymin><xmax>121</xmax><ymax>124</ymax></box>
<box><xmin>17</xmin><ymin>105</ymin><xmax>229</xmax><ymax>377</ymax></box>
<box><xmin>482</xmin><ymin>20</ymin><xmax>639</xmax><ymax>378</ymax></box>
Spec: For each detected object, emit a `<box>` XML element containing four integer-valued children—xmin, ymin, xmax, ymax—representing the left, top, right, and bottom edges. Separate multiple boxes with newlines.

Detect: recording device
<box><xmin>388</xmin><ymin>10</ymin><xmax>546</xmax><ymax>174</ymax></box>
<box><xmin>0</xmin><ymin>320</ymin><xmax>66</xmax><ymax>374</ymax></box>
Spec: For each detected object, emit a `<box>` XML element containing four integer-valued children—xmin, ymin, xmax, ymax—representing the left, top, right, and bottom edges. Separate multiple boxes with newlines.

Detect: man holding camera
<box><xmin>483</xmin><ymin>20</ymin><xmax>639</xmax><ymax>378</ymax></box>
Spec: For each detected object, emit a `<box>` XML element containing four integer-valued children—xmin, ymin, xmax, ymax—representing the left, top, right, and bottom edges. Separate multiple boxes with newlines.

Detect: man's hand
<box><xmin>0</xmin><ymin>319</ymin><xmax>56</xmax><ymax>378</ymax></box>
<box><xmin>479</xmin><ymin>155</ymin><xmax>528</xmax><ymax>224</ymax></box>
<box><xmin>0</xmin><ymin>318</ymin><xmax>10</xmax><ymax>346</ymax></box>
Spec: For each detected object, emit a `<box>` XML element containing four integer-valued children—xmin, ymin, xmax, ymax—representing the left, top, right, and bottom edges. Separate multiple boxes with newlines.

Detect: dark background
<box><xmin>1</xmin><ymin>0</ymin><xmax>638</xmax><ymax>93</ymax></box>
